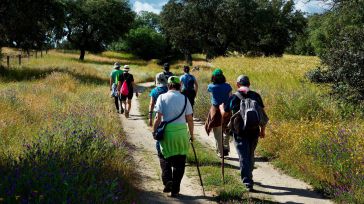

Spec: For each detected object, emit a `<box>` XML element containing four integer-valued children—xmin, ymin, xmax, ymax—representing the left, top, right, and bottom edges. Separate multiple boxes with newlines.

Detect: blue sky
<box><xmin>129</xmin><ymin>0</ymin><xmax>330</xmax><ymax>14</ymax></box>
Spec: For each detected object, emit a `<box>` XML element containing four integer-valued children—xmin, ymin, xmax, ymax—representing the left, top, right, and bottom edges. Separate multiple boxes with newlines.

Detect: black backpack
<box><xmin>227</xmin><ymin>92</ymin><xmax>268</xmax><ymax>136</ymax></box>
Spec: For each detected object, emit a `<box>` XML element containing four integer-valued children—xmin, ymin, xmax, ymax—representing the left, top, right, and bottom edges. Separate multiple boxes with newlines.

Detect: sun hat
<box><xmin>168</xmin><ymin>76</ymin><xmax>180</xmax><ymax>84</ymax></box>
<box><xmin>237</xmin><ymin>75</ymin><xmax>250</xmax><ymax>86</ymax></box>
<box><xmin>113</xmin><ymin>62</ymin><xmax>121</xmax><ymax>69</ymax></box>
<box><xmin>123</xmin><ymin>65</ymin><xmax>130</xmax><ymax>71</ymax></box>
<box><xmin>212</xmin><ymin>68</ymin><xmax>223</xmax><ymax>76</ymax></box>
<box><xmin>156</xmin><ymin>73</ymin><xmax>168</xmax><ymax>87</ymax></box>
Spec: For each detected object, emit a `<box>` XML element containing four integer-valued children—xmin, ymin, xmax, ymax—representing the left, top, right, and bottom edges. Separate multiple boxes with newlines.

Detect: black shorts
<box><xmin>181</xmin><ymin>89</ymin><xmax>196</xmax><ymax>107</ymax></box>
<box><xmin>119</xmin><ymin>90</ymin><xmax>133</xmax><ymax>101</ymax></box>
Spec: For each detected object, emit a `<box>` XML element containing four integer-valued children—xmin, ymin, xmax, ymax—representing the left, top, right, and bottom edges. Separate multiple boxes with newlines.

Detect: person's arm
<box><xmin>109</xmin><ymin>77</ymin><xmax>113</xmax><ymax>91</ymax></box>
<box><xmin>194</xmin><ymin>79</ymin><xmax>199</xmax><ymax>94</ymax></box>
<box><xmin>259</xmin><ymin>108</ymin><xmax>268</xmax><ymax>138</ymax></box>
<box><xmin>153</xmin><ymin>112</ymin><xmax>163</xmax><ymax>133</ymax></box>
<box><xmin>186</xmin><ymin>114</ymin><xmax>194</xmax><ymax>141</ymax></box>
<box><xmin>117</xmin><ymin>80</ymin><xmax>121</xmax><ymax>96</ymax></box>
<box><xmin>148</xmin><ymin>97</ymin><xmax>155</xmax><ymax>126</ymax></box>
<box><xmin>132</xmin><ymin>81</ymin><xmax>138</xmax><ymax>97</ymax></box>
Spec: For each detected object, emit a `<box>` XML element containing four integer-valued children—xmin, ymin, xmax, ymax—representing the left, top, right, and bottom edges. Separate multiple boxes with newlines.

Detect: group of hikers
<box><xmin>109</xmin><ymin>62</ymin><xmax>269</xmax><ymax>197</ymax></box>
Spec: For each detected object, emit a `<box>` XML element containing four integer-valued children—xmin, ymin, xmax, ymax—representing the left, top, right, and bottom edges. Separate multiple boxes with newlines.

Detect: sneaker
<box><xmin>244</xmin><ymin>183</ymin><xmax>253</xmax><ymax>192</ymax></box>
<box><xmin>163</xmin><ymin>181</ymin><xmax>173</xmax><ymax>193</ymax></box>
<box><xmin>170</xmin><ymin>192</ymin><xmax>179</xmax><ymax>197</ymax></box>
<box><xmin>223</xmin><ymin>149</ymin><xmax>229</xmax><ymax>157</ymax></box>
<box><xmin>125</xmin><ymin>111</ymin><xmax>129</xmax><ymax>118</ymax></box>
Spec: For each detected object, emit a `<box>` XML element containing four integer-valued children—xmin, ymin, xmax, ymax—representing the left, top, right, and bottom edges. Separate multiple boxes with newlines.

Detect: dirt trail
<box><xmin>120</xmin><ymin>82</ymin><xmax>216</xmax><ymax>204</ymax></box>
<box><xmin>194</xmin><ymin>119</ymin><xmax>333</xmax><ymax>204</ymax></box>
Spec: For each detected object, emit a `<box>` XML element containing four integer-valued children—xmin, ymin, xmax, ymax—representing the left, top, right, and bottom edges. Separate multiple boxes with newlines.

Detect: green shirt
<box><xmin>110</xmin><ymin>69</ymin><xmax>123</xmax><ymax>85</ymax></box>
<box><xmin>160</xmin><ymin>123</ymin><xmax>190</xmax><ymax>158</ymax></box>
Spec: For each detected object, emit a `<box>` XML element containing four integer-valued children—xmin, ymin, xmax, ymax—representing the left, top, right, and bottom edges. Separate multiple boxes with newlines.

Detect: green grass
<box><xmin>0</xmin><ymin>50</ymin><xmax>148</xmax><ymax>202</ymax></box>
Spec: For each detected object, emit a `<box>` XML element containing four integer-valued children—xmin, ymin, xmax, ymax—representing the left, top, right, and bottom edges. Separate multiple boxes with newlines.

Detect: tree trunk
<box><xmin>184</xmin><ymin>50</ymin><xmax>192</xmax><ymax>66</ymax></box>
<box><xmin>79</xmin><ymin>48</ymin><xmax>85</xmax><ymax>60</ymax></box>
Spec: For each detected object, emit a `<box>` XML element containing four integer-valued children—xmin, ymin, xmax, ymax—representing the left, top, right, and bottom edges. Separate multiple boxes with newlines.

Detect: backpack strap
<box><xmin>234</xmin><ymin>91</ymin><xmax>244</xmax><ymax>100</ymax></box>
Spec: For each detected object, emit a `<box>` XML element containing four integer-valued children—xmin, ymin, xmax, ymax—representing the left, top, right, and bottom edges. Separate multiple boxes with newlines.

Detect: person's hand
<box><xmin>189</xmin><ymin>135</ymin><xmax>195</xmax><ymax>142</ymax></box>
<box><xmin>259</xmin><ymin>130</ymin><xmax>265</xmax><ymax>138</ymax></box>
<box><xmin>148</xmin><ymin>116</ymin><xmax>153</xmax><ymax>127</ymax></box>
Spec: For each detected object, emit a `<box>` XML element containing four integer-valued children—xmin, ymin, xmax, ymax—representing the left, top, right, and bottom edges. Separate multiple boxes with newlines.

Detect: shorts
<box><xmin>119</xmin><ymin>90</ymin><xmax>133</xmax><ymax>101</ymax></box>
<box><xmin>181</xmin><ymin>89</ymin><xmax>196</xmax><ymax>107</ymax></box>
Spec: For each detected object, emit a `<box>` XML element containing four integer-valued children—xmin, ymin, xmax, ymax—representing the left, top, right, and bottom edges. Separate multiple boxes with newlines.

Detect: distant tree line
<box><xmin>0</xmin><ymin>0</ymin><xmax>134</xmax><ymax>60</ymax></box>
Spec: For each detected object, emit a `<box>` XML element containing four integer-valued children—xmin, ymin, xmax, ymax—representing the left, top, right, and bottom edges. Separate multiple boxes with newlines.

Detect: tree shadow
<box><xmin>0</xmin><ymin>66</ymin><xmax>107</xmax><ymax>85</ymax></box>
<box><xmin>70</xmin><ymin>57</ymin><xmax>148</xmax><ymax>66</ymax></box>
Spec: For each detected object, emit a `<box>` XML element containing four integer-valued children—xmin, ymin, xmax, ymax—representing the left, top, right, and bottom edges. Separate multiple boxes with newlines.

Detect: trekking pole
<box><xmin>190</xmin><ymin>141</ymin><xmax>206</xmax><ymax>196</ymax></box>
<box><xmin>221</xmin><ymin>126</ymin><xmax>225</xmax><ymax>185</ymax></box>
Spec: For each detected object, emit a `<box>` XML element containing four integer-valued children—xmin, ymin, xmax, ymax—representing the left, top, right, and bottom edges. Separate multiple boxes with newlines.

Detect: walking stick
<box><xmin>190</xmin><ymin>141</ymin><xmax>206</xmax><ymax>196</ymax></box>
<box><xmin>221</xmin><ymin>126</ymin><xmax>225</xmax><ymax>185</ymax></box>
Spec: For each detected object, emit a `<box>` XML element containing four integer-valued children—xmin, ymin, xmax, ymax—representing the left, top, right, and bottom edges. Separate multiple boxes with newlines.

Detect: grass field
<box><xmin>0</xmin><ymin>49</ymin><xmax>147</xmax><ymax>202</ymax></box>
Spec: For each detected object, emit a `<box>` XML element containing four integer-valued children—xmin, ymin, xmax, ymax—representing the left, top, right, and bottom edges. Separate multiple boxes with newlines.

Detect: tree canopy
<box><xmin>63</xmin><ymin>0</ymin><xmax>134</xmax><ymax>60</ymax></box>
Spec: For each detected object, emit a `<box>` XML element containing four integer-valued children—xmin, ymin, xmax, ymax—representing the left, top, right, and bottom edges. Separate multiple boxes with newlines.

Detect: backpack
<box><xmin>228</xmin><ymin>92</ymin><xmax>267</xmax><ymax>136</ymax></box>
<box><xmin>120</xmin><ymin>74</ymin><xmax>130</xmax><ymax>96</ymax></box>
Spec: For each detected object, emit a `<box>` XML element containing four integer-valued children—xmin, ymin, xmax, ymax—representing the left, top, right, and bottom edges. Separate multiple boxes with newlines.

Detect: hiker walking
<box><xmin>153</xmin><ymin>76</ymin><xmax>194</xmax><ymax>197</ymax></box>
<box><xmin>149</xmin><ymin>73</ymin><xmax>169</xmax><ymax>161</ymax></box>
<box><xmin>180</xmin><ymin>65</ymin><xmax>198</xmax><ymax>109</ymax></box>
<box><xmin>117</xmin><ymin>65</ymin><xmax>138</xmax><ymax>118</ymax></box>
<box><xmin>109</xmin><ymin>62</ymin><xmax>123</xmax><ymax>113</ymax></box>
<box><xmin>155</xmin><ymin>63</ymin><xmax>173</xmax><ymax>86</ymax></box>
<box><xmin>223</xmin><ymin>75</ymin><xmax>269</xmax><ymax>191</ymax></box>
<box><xmin>205</xmin><ymin>68</ymin><xmax>232</xmax><ymax>157</ymax></box>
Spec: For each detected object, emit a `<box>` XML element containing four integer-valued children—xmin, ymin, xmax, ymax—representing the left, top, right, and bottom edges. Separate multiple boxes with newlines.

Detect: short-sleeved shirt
<box><xmin>110</xmin><ymin>69</ymin><xmax>123</xmax><ymax>84</ymax></box>
<box><xmin>224</xmin><ymin>90</ymin><xmax>265</xmax><ymax>114</ymax></box>
<box><xmin>154</xmin><ymin>90</ymin><xmax>193</xmax><ymax>123</ymax></box>
<box><xmin>118</xmin><ymin>72</ymin><xmax>134</xmax><ymax>91</ymax></box>
<box><xmin>149</xmin><ymin>86</ymin><xmax>168</xmax><ymax>102</ymax></box>
<box><xmin>180</xmin><ymin>73</ymin><xmax>196</xmax><ymax>91</ymax></box>
<box><xmin>207</xmin><ymin>83</ymin><xmax>232</xmax><ymax>106</ymax></box>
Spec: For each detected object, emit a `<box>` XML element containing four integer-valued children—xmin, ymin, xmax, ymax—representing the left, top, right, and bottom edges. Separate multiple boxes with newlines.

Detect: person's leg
<box><xmin>159</xmin><ymin>154</ymin><xmax>172</xmax><ymax>188</ymax></box>
<box><xmin>114</xmin><ymin>96</ymin><xmax>119</xmax><ymax>112</ymax></box>
<box><xmin>213</xmin><ymin>126</ymin><xmax>223</xmax><ymax>156</ymax></box>
<box><xmin>234</xmin><ymin>135</ymin><xmax>254</xmax><ymax>188</ymax></box>
<box><xmin>249</xmin><ymin>137</ymin><xmax>259</xmax><ymax>177</ymax></box>
<box><xmin>170</xmin><ymin>155</ymin><xmax>186</xmax><ymax>195</ymax></box>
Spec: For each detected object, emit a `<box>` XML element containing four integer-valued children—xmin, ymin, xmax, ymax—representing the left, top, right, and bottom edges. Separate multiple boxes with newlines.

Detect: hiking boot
<box><xmin>125</xmin><ymin>111</ymin><xmax>129</xmax><ymax>118</ymax></box>
<box><xmin>163</xmin><ymin>181</ymin><xmax>173</xmax><ymax>193</ymax></box>
<box><xmin>223</xmin><ymin>149</ymin><xmax>230</xmax><ymax>157</ymax></box>
<box><xmin>170</xmin><ymin>192</ymin><xmax>179</xmax><ymax>197</ymax></box>
<box><xmin>244</xmin><ymin>183</ymin><xmax>253</xmax><ymax>192</ymax></box>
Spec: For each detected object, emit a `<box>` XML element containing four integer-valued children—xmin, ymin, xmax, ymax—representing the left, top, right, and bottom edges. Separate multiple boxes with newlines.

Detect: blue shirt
<box><xmin>180</xmin><ymin>73</ymin><xmax>196</xmax><ymax>91</ymax></box>
<box><xmin>149</xmin><ymin>86</ymin><xmax>168</xmax><ymax>102</ymax></box>
<box><xmin>207</xmin><ymin>83</ymin><xmax>232</xmax><ymax>106</ymax></box>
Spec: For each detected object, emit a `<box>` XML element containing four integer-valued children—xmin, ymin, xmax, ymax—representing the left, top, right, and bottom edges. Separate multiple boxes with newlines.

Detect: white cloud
<box><xmin>133</xmin><ymin>1</ymin><xmax>160</xmax><ymax>14</ymax></box>
<box><xmin>295</xmin><ymin>0</ymin><xmax>331</xmax><ymax>14</ymax></box>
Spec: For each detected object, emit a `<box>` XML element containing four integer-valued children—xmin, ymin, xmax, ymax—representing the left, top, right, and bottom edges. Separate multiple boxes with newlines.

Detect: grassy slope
<box><xmin>0</xmin><ymin>50</ymin><xmax>148</xmax><ymax>202</ymax></box>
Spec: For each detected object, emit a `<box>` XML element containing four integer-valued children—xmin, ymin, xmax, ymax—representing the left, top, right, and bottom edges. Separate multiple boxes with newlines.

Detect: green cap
<box><xmin>212</xmin><ymin>68</ymin><xmax>223</xmax><ymax>76</ymax></box>
<box><xmin>168</xmin><ymin>76</ymin><xmax>180</xmax><ymax>84</ymax></box>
